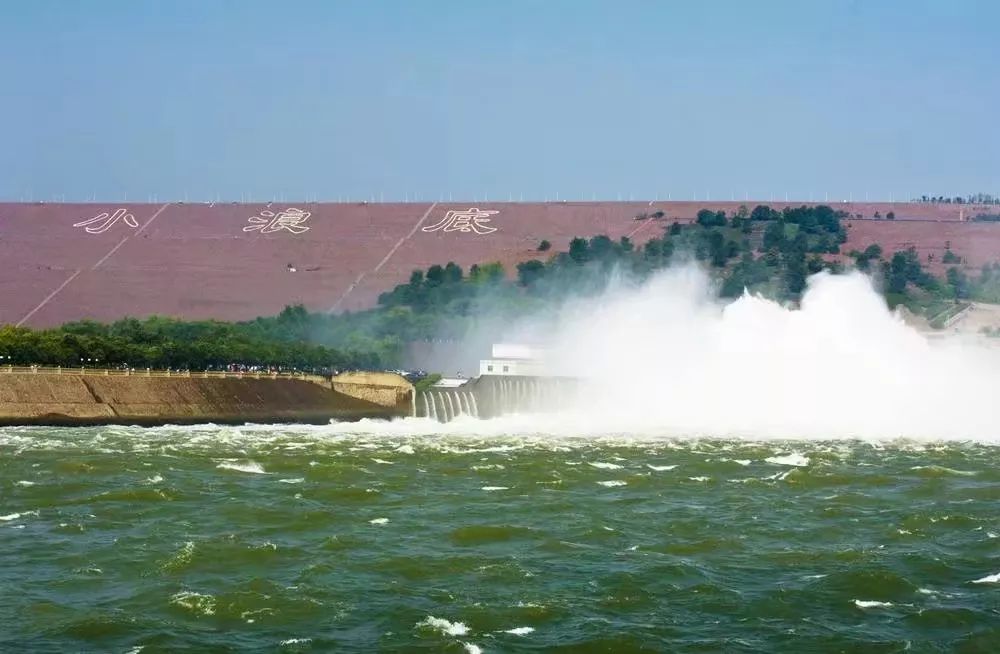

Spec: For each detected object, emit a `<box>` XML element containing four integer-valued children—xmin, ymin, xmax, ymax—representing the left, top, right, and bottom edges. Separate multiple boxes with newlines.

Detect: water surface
<box><xmin>1</xmin><ymin>423</ymin><xmax>998</xmax><ymax>652</ymax></box>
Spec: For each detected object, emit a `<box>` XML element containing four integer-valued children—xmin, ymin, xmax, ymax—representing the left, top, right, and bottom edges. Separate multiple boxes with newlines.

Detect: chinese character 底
<box><xmin>244</xmin><ymin>207</ymin><xmax>312</xmax><ymax>235</ymax></box>
<box><xmin>421</xmin><ymin>208</ymin><xmax>499</xmax><ymax>235</ymax></box>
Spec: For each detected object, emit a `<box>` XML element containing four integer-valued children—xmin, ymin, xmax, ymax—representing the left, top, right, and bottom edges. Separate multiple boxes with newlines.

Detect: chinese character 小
<box><xmin>73</xmin><ymin>208</ymin><xmax>138</xmax><ymax>235</ymax></box>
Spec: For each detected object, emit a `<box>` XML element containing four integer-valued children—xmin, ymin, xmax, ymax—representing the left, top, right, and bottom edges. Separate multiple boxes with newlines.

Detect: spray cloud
<box><xmin>510</xmin><ymin>267</ymin><xmax>1000</xmax><ymax>440</ymax></box>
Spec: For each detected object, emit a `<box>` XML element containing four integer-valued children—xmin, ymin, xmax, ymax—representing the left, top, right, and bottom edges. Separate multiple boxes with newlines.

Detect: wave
<box><xmin>216</xmin><ymin>460</ymin><xmax>268</xmax><ymax>474</ymax></box>
<box><xmin>416</xmin><ymin>616</ymin><xmax>469</xmax><ymax>636</ymax></box>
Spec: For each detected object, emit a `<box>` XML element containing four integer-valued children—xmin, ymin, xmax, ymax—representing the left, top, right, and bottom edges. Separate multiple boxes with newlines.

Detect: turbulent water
<box><xmin>2</xmin><ymin>421</ymin><xmax>998</xmax><ymax>652</ymax></box>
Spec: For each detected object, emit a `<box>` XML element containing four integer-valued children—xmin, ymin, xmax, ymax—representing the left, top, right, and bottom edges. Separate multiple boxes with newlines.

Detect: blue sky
<box><xmin>1</xmin><ymin>0</ymin><xmax>997</xmax><ymax>202</ymax></box>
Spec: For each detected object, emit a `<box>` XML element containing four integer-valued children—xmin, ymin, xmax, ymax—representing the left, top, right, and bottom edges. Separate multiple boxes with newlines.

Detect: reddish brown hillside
<box><xmin>1</xmin><ymin>201</ymin><xmax>998</xmax><ymax>327</ymax></box>
<box><xmin>843</xmin><ymin>220</ymin><xmax>1000</xmax><ymax>273</ymax></box>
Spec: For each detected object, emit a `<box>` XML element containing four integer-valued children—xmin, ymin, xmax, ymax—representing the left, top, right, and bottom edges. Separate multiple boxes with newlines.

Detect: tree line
<box><xmin>0</xmin><ymin>306</ymin><xmax>384</xmax><ymax>371</ymax></box>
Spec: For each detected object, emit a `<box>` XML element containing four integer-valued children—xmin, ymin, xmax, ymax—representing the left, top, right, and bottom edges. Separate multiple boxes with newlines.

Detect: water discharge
<box><xmin>474</xmin><ymin>267</ymin><xmax>1000</xmax><ymax>441</ymax></box>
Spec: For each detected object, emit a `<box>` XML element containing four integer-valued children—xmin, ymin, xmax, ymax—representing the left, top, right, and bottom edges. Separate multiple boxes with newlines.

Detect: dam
<box><xmin>0</xmin><ymin>367</ymin><xmax>413</xmax><ymax>426</ymax></box>
<box><xmin>415</xmin><ymin>374</ymin><xmax>578</xmax><ymax>421</ymax></box>
<box><xmin>414</xmin><ymin>343</ymin><xmax>576</xmax><ymax>421</ymax></box>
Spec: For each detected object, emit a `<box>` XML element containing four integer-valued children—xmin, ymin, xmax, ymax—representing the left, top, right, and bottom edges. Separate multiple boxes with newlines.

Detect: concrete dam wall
<box><xmin>416</xmin><ymin>375</ymin><xmax>578</xmax><ymax>421</ymax></box>
<box><xmin>0</xmin><ymin>370</ymin><xmax>413</xmax><ymax>426</ymax></box>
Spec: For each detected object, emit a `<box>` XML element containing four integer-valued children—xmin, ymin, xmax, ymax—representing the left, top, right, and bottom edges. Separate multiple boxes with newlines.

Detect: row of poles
<box><xmin>9</xmin><ymin>190</ymin><xmax>973</xmax><ymax>204</ymax></box>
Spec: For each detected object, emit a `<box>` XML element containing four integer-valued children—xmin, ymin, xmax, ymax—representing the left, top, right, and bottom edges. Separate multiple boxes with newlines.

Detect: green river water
<box><xmin>1</xmin><ymin>422</ymin><xmax>998</xmax><ymax>652</ymax></box>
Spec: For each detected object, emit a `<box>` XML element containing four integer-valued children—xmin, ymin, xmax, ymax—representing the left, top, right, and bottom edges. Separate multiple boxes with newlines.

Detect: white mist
<box><xmin>545</xmin><ymin>268</ymin><xmax>1000</xmax><ymax>440</ymax></box>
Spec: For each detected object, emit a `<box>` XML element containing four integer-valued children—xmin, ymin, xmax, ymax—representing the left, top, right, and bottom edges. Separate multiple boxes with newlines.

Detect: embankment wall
<box><xmin>0</xmin><ymin>373</ymin><xmax>407</xmax><ymax>426</ymax></box>
<box><xmin>331</xmin><ymin>371</ymin><xmax>414</xmax><ymax>409</ymax></box>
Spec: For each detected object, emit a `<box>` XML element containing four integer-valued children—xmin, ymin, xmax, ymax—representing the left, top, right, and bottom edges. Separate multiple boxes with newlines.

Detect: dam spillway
<box><xmin>416</xmin><ymin>375</ymin><xmax>578</xmax><ymax>421</ymax></box>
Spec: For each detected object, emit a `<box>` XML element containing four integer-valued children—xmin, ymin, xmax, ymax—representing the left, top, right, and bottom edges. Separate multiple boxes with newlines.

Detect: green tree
<box><xmin>696</xmin><ymin>209</ymin><xmax>726</xmax><ymax>228</ymax></box>
<box><xmin>763</xmin><ymin>221</ymin><xmax>785</xmax><ymax>250</ymax></box>
<box><xmin>444</xmin><ymin>262</ymin><xmax>463</xmax><ymax>283</ymax></box>
<box><xmin>947</xmin><ymin>267</ymin><xmax>970</xmax><ymax>298</ymax></box>
<box><xmin>751</xmin><ymin>205</ymin><xmax>778</xmax><ymax>221</ymax></box>
<box><xmin>425</xmin><ymin>264</ymin><xmax>445</xmax><ymax>287</ymax></box>
<box><xmin>516</xmin><ymin>260</ymin><xmax>546</xmax><ymax>286</ymax></box>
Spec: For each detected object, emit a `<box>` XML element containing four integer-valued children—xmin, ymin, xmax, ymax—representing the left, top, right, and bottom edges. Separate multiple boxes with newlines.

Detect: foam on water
<box><xmin>504</xmin><ymin>626</ymin><xmax>535</xmax><ymax>635</ymax></box>
<box><xmin>161</xmin><ymin>541</ymin><xmax>196</xmax><ymax>572</ymax></box>
<box><xmin>216</xmin><ymin>460</ymin><xmax>268</xmax><ymax>474</ymax></box>
<box><xmin>0</xmin><ymin>510</ymin><xmax>37</xmax><ymax>521</ymax></box>
<box><xmin>910</xmin><ymin>465</ymin><xmax>977</xmax><ymax>476</ymax></box>
<box><xmin>765</xmin><ymin>453</ymin><xmax>810</xmax><ymax>467</ymax></box>
<box><xmin>170</xmin><ymin>591</ymin><xmax>216</xmax><ymax>616</ymax></box>
<box><xmin>417</xmin><ymin>616</ymin><xmax>470</xmax><ymax>636</ymax></box>
<box><xmin>970</xmin><ymin>572</ymin><xmax>1000</xmax><ymax>584</ymax></box>
<box><xmin>854</xmin><ymin>600</ymin><xmax>894</xmax><ymax>609</ymax></box>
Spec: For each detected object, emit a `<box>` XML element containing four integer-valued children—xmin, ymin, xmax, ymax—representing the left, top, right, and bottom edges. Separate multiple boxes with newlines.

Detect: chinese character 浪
<box><xmin>244</xmin><ymin>207</ymin><xmax>312</xmax><ymax>235</ymax></box>
<box><xmin>73</xmin><ymin>208</ymin><xmax>139</xmax><ymax>235</ymax></box>
<box><xmin>421</xmin><ymin>208</ymin><xmax>499</xmax><ymax>235</ymax></box>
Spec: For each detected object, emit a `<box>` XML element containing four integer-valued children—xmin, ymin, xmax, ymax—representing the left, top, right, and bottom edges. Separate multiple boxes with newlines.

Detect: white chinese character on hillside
<box><xmin>73</xmin><ymin>208</ymin><xmax>138</xmax><ymax>235</ymax></box>
<box><xmin>422</xmin><ymin>207</ymin><xmax>499</xmax><ymax>235</ymax></box>
<box><xmin>244</xmin><ymin>207</ymin><xmax>311</xmax><ymax>235</ymax></box>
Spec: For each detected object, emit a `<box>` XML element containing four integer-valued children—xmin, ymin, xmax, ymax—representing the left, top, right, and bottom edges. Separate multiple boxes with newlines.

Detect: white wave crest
<box><xmin>216</xmin><ymin>460</ymin><xmax>268</xmax><ymax>474</ymax></box>
<box><xmin>170</xmin><ymin>591</ymin><xmax>216</xmax><ymax>615</ymax></box>
<box><xmin>504</xmin><ymin>626</ymin><xmax>535</xmax><ymax>635</ymax></box>
<box><xmin>417</xmin><ymin>616</ymin><xmax>469</xmax><ymax>636</ymax></box>
<box><xmin>765</xmin><ymin>453</ymin><xmax>810</xmax><ymax>467</ymax></box>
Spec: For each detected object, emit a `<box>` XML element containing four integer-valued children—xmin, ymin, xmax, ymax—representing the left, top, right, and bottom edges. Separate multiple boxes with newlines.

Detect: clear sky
<box><xmin>1</xmin><ymin>0</ymin><xmax>997</xmax><ymax>203</ymax></box>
